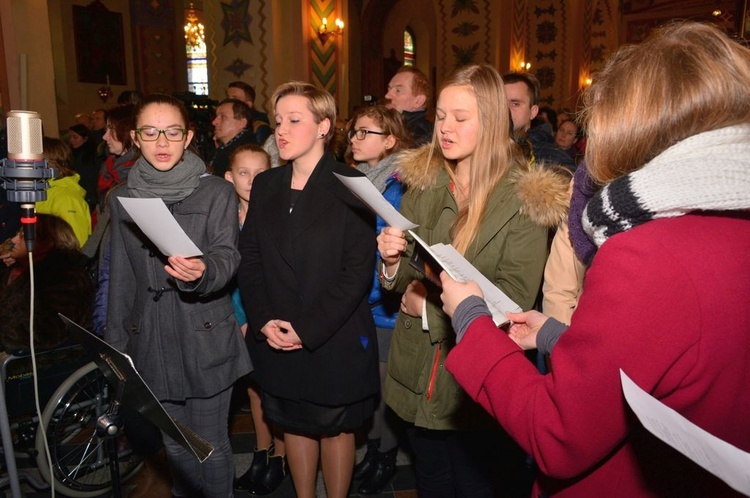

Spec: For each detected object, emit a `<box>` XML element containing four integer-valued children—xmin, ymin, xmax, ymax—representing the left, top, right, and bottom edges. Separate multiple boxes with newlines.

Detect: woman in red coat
<box><xmin>438</xmin><ymin>22</ymin><xmax>750</xmax><ymax>497</ymax></box>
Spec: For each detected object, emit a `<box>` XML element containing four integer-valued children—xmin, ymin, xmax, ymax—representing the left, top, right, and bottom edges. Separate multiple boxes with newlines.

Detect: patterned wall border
<box><xmin>511</xmin><ymin>0</ymin><xmax>528</xmax><ymax>68</ymax></box>
<box><xmin>438</xmin><ymin>0</ymin><xmax>449</xmax><ymax>73</ymax></box>
<box><xmin>527</xmin><ymin>0</ymin><xmax>567</xmax><ymax>106</ymax></box>
<box><xmin>310</xmin><ymin>0</ymin><xmax>337</xmax><ymax>94</ymax></box>
<box><xmin>590</xmin><ymin>0</ymin><xmax>615</xmax><ymax>74</ymax></box>
<box><xmin>579</xmin><ymin>0</ymin><xmax>593</xmax><ymax>91</ymax></box>
<box><xmin>208</xmin><ymin>4</ymin><xmax>218</xmax><ymax>93</ymax></box>
<box><xmin>256</xmin><ymin>0</ymin><xmax>270</xmax><ymax>112</ymax></box>
<box><xmin>435</xmin><ymin>0</ymin><xmax>492</xmax><ymax>70</ymax></box>
<box><xmin>483</xmin><ymin>0</ymin><xmax>492</xmax><ymax>61</ymax></box>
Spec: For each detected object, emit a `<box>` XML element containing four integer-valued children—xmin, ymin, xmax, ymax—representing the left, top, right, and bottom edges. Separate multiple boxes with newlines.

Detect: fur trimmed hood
<box><xmin>393</xmin><ymin>145</ymin><xmax>571</xmax><ymax>228</ymax></box>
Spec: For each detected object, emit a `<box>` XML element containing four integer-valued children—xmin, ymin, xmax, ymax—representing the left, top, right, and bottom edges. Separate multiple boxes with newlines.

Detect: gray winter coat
<box><xmin>106</xmin><ymin>174</ymin><xmax>252</xmax><ymax>401</ymax></box>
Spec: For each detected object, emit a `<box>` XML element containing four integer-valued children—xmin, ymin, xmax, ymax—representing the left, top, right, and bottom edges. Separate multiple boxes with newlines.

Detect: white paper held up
<box><xmin>333</xmin><ymin>173</ymin><xmax>418</xmax><ymax>231</ymax></box>
<box><xmin>620</xmin><ymin>369</ymin><xmax>750</xmax><ymax>496</ymax></box>
<box><xmin>118</xmin><ymin>197</ymin><xmax>203</xmax><ymax>257</ymax></box>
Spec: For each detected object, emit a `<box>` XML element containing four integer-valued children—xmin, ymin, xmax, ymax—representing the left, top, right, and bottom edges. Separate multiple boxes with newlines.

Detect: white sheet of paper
<box><xmin>620</xmin><ymin>369</ymin><xmax>750</xmax><ymax>496</ymax></box>
<box><xmin>409</xmin><ymin>231</ymin><xmax>521</xmax><ymax>326</ymax></box>
<box><xmin>333</xmin><ymin>173</ymin><xmax>418</xmax><ymax>230</ymax></box>
<box><xmin>118</xmin><ymin>197</ymin><xmax>203</xmax><ymax>257</ymax></box>
<box><xmin>333</xmin><ymin>172</ymin><xmax>519</xmax><ymax>326</ymax></box>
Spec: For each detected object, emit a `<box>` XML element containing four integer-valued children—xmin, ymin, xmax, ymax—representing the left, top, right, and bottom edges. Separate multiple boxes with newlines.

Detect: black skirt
<box><xmin>261</xmin><ymin>390</ymin><xmax>375</xmax><ymax>436</ymax></box>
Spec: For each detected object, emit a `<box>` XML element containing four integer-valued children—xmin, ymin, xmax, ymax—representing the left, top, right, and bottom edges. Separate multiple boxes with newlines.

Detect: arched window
<box><xmin>404</xmin><ymin>28</ymin><xmax>415</xmax><ymax>66</ymax></box>
<box><xmin>185</xmin><ymin>6</ymin><xmax>208</xmax><ymax>95</ymax></box>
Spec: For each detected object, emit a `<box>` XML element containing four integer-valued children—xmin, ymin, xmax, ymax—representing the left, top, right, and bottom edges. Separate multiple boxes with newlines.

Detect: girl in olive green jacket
<box><xmin>377</xmin><ymin>64</ymin><xmax>569</xmax><ymax>496</ymax></box>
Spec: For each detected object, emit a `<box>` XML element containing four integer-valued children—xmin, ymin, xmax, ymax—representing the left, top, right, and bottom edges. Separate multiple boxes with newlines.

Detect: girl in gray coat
<box><xmin>105</xmin><ymin>94</ymin><xmax>252</xmax><ymax>497</ymax></box>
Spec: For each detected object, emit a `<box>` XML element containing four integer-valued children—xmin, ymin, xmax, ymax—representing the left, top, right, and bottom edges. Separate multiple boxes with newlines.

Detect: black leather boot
<box><xmin>248</xmin><ymin>451</ymin><xmax>287</xmax><ymax>495</ymax></box>
<box><xmin>352</xmin><ymin>438</ymin><xmax>380</xmax><ymax>480</ymax></box>
<box><xmin>357</xmin><ymin>447</ymin><xmax>398</xmax><ymax>495</ymax></box>
<box><xmin>234</xmin><ymin>444</ymin><xmax>272</xmax><ymax>491</ymax></box>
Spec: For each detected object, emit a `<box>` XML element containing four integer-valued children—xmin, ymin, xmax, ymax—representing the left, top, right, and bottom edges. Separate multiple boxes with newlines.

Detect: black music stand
<box><xmin>58</xmin><ymin>314</ymin><xmax>214</xmax><ymax>496</ymax></box>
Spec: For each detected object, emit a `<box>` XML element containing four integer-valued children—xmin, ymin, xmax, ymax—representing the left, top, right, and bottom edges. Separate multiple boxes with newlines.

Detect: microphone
<box><xmin>0</xmin><ymin>110</ymin><xmax>57</xmax><ymax>252</ymax></box>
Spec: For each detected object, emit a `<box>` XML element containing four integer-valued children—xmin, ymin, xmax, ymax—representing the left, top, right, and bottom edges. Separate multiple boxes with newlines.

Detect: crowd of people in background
<box><xmin>0</xmin><ymin>20</ymin><xmax>748</xmax><ymax>498</ymax></box>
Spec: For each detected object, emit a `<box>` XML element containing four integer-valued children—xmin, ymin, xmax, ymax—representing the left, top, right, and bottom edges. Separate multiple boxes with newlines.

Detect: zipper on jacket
<box><xmin>426</xmin><ymin>342</ymin><xmax>442</xmax><ymax>402</ymax></box>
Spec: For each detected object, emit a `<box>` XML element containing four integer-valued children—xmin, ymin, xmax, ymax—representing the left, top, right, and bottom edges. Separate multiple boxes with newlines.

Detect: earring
<box><xmin>318</xmin><ymin>133</ymin><xmax>325</xmax><ymax>138</ymax></box>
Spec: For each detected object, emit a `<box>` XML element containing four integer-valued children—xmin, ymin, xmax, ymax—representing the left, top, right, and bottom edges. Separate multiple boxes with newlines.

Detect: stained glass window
<box><xmin>185</xmin><ymin>8</ymin><xmax>208</xmax><ymax>95</ymax></box>
<box><xmin>404</xmin><ymin>29</ymin><xmax>415</xmax><ymax>66</ymax></box>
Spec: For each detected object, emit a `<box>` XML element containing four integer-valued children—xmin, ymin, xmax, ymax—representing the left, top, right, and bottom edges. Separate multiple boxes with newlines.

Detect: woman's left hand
<box><xmin>401</xmin><ymin>279</ymin><xmax>427</xmax><ymax>317</ymax></box>
<box><xmin>166</xmin><ymin>256</ymin><xmax>206</xmax><ymax>282</ymax></box>
<box><xmin>263</xmin><ymin>319</ymin><xmax>303</xmax><ymax>351</ymax></box>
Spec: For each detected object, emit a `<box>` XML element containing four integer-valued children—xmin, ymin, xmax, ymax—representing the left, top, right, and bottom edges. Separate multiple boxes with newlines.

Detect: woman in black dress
<box><xmin>238</xmin><ymin>81</ymin><xmax>378</xmax><ymax>498</ymax></box>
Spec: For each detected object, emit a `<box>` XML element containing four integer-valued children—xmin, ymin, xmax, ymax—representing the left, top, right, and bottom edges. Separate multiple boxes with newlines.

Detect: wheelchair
<box><xmin>1</xmin><ymin>344</ymin><xmax>142</xmax><ymax>497</ymax></box>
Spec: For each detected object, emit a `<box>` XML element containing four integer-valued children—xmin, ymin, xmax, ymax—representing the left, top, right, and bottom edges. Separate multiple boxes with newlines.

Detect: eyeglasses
<box><xmin>347</xmin><ymin>129</ymin><xmax>386</xmax><ymax>141</ymax></box>
<box><xmin>135</xmin><ymin>127</ymin><xmax>187</xmax><ymax>142</ymax></box>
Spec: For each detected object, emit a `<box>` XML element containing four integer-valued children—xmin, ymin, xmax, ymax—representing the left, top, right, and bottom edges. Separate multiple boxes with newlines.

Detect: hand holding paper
<box><xmin>333</xmin><ymin>173</ymin><xmax>521</xmax><ymax>326</ymax></box>
<box><xmin>439</xmin><ymin>272</ymin><xmax>484</xmax><ymax>318</ymax></box>
<box><xmin>166</xmin><ymin>255</ymin><xmax>206</xmax><ymax>283</ymax></box>
<box><xmin>378</xmin><ymin>226</ymin><xmax>408</xmax><ymax>267</ymax></box>
<box><xmin>410</xmin><ymin>232</ymin><xmax>521</xmax><ymax>327</ymax></box>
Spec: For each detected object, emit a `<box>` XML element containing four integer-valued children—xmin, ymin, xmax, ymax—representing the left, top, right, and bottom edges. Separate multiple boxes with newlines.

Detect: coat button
<box><xmin>404</xmin><ymin>319</ymin><xmax>412</xmax><ymax>329</ymax></box>
<box><xmin>203</xmin><ymin>321</ymin><xmax>212</xmax><ymax>329</ymax></box>
<box><xmin>129</xmin><ymin>325</ymin><xmax>138</xmax><ymax>334</ymax></box>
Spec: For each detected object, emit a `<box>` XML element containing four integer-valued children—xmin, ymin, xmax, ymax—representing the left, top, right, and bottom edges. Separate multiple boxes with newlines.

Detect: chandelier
<box><xmin>184</xmin><ymin>4</ymin><xmax>205</xmax><ymax>48</ymax></box>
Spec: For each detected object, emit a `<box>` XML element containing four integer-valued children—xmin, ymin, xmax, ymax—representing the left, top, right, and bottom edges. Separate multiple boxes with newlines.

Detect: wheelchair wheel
<box><xmin>35</xmin><ymin>361</ymin><xmax>143</xmax><ymax>497</ymax></box>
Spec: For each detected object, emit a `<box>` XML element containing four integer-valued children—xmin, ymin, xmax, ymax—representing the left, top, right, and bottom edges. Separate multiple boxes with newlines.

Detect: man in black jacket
<box><xmin>385</xmin><ymin>66</ymin><xmax>434</xmax><ymax>146</ymax></box>
<box><xmin>210</xmin><ymin>98</ymin><xmax>257</xmax><ymax>177</ymax></box>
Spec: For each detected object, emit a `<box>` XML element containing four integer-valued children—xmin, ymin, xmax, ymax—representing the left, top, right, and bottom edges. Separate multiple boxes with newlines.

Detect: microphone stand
<box><xmin>95</xmin><ymin>360</ymin><xmax>127</xmax><ymax>498</ymax></box>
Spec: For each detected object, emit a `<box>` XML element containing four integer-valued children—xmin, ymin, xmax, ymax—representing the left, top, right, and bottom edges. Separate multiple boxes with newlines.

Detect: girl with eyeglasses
<box><xmin>345</xmin><ymin>105</ymin><xmax>412</xmax><ymax>495</ymax></box>
<box><xmin>105</xmin><ymin>94</ymin><xmax>252</xmax><ymax>497</ymax></box>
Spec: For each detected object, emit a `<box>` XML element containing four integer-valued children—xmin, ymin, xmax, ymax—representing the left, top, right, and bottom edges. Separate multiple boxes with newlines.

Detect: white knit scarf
<box><xmin>583</xmin><ymin>124</ymin><xmax>750</xmax><ymax>247</ymax></box>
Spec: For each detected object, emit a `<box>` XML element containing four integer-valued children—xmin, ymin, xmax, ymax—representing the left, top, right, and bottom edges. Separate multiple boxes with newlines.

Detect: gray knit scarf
<box><xmin>583</xmin><ymin>124</ymin><xmax>750</xmax><ymax>247</ymax></box>
<box><xmin>356</xmin><ymin>153</ymin><xmax>399</xmax><ymax>193</ymax></box>
<box><xmin>127</xmin><ymin>149</ymin><xmax>206</xmax><ymax>203</ymax></box>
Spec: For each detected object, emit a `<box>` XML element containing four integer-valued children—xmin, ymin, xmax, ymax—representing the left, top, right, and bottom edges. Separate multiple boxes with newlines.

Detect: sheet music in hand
<box><xmin>408</xmin><ymin>231</ymin><xmax>521</xmax><ymax>327</ymax></box>
<box><xmin>332</xmin><ymin>173</ymin><xmax>519</xmax><ymax>326</ymax></box>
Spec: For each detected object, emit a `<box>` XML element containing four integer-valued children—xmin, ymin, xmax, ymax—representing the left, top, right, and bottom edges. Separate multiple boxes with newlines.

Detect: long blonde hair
<box><xmin>582</xmin><ymin>21</ymin><xmax>750</xmax><ymax>184</ymax></box>
<box><xmin>428</xmin><ymin>64</ymin><xmax>524</xmax><ymax>254</ymax></box>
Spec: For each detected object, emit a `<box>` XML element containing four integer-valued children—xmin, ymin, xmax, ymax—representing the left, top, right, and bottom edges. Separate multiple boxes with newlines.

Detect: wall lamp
<box><xmin>318</xmin><ymin>17</ymin><xmax>344</xmax><ymax>43</ymax></box>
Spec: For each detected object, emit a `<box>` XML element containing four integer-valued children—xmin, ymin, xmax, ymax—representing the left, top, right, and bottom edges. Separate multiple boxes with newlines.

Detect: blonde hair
<box><xmin>582</xmin><ymin>21</ymin><xmax>750</xmax><ymax>184</ymax></box>
<box><xmin>429</xmin><ymin>64</ymin><xmax>524</xmax><ymax>254</ymax></box>
<box><xmin>271</xmin><ymin>81</ymin><xmax>336</xmax><ymax>144</ymax></box>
